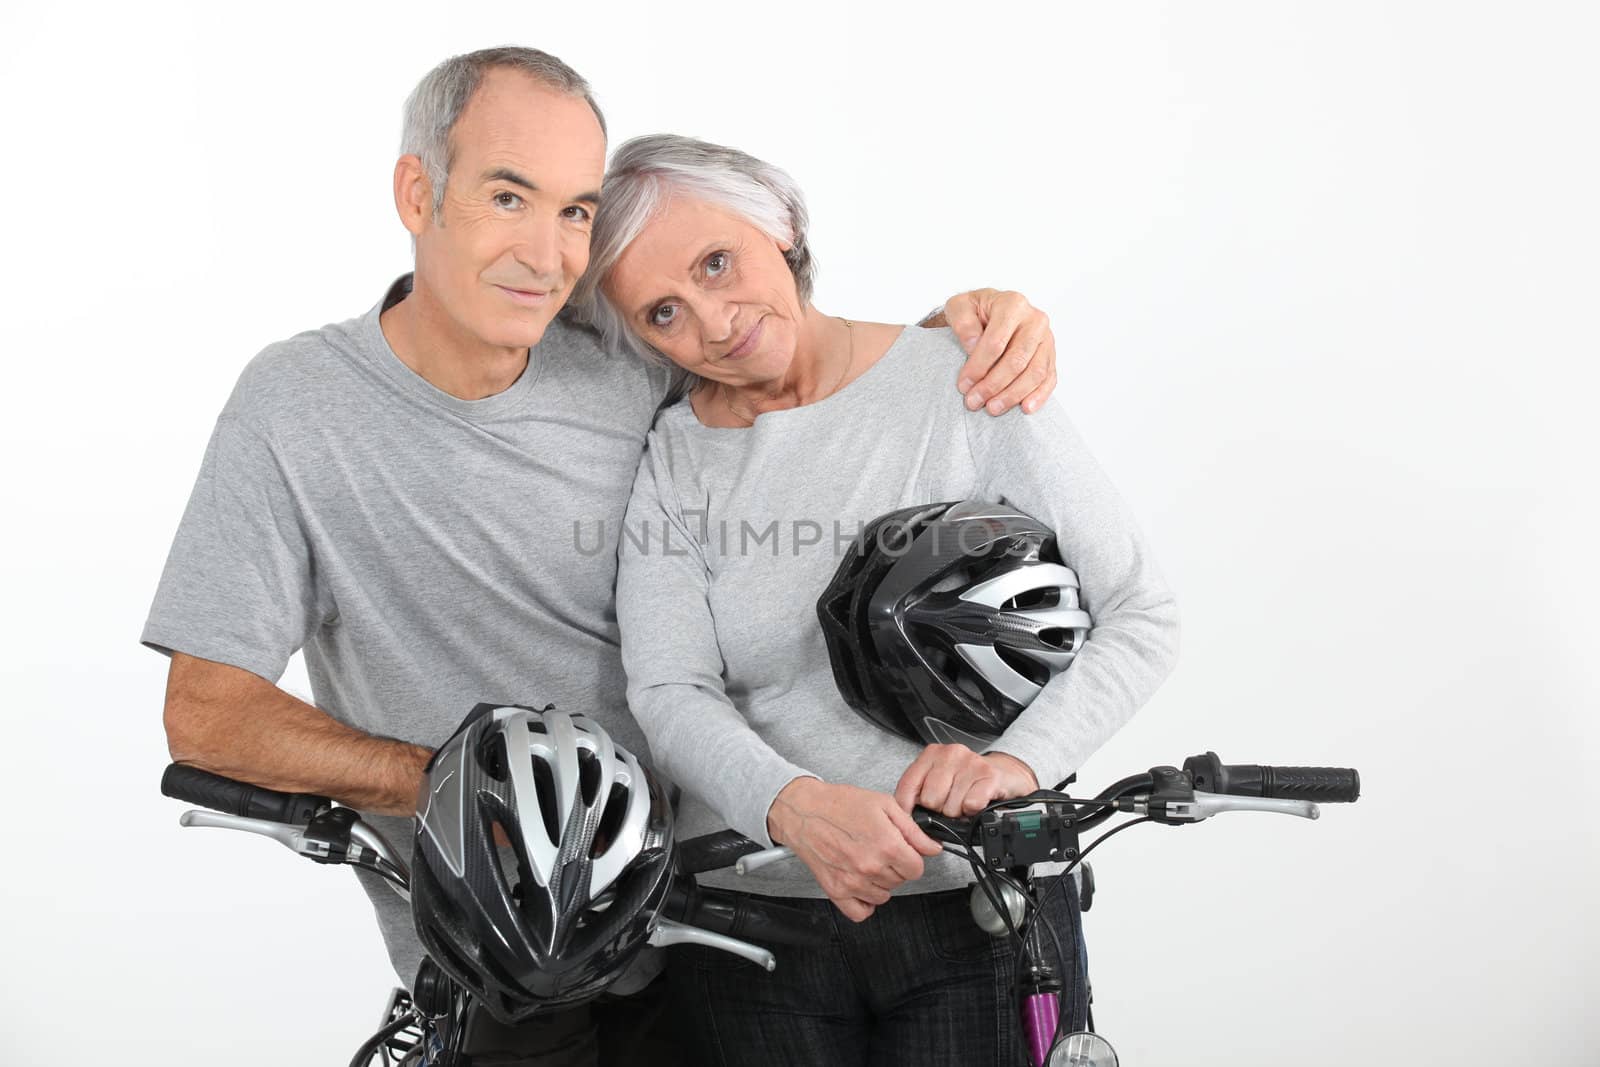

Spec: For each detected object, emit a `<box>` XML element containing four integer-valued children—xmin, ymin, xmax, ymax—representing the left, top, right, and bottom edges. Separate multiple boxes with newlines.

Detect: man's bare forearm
<box><xmin>162</xmin><ymin>652</ymin><xmax>433</xmax><ymax>816</ymax></box>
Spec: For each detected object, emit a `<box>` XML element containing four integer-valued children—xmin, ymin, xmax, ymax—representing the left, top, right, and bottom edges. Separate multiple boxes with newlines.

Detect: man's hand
<box><xmin>767</xmin><ymin>778</ymin><xmax>943</xmax><ymax>922</ymax></box>
<box><xmin>936</xmin><ymin>289</ymin><xmax>1057</xmax><ymax>416</ymax></box>
<box><xmin>894</xmin><ymin>745</ymin><xmax>1040</xmax><ymax>819</ymax></box>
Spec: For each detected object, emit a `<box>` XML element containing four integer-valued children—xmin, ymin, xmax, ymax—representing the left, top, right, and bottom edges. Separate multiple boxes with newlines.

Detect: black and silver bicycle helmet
<box><xmin>411</xmin><ymin>704</ymin><xmax>673</xmax><ymax>1023</ymax></box>
<box><xmin>817</xmin><ymin>500</ymin><xmax>1092</xmax><ymax>748</ymax></box>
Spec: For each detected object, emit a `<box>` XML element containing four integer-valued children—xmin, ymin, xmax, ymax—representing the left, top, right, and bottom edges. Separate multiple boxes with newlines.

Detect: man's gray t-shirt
<box><xmin>143</xmin><ymin>275</ymin><xmax>667</xmax><ymax>983</ymax></box>
<box><xmin>617</xmin><ymin>327</ymin><xmax>1180</xmax><ymax>898</ymax></box>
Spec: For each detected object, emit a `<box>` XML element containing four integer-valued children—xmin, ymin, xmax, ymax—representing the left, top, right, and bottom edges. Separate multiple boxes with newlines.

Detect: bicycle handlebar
<box><xmin>160</xmin><ymin>763</ymin><xmax>825</xmax><ymax>954</ymax></box>
<box><xmin>161</xmin><ymin>764</ymin><xmax>331</xmax><ymax>826</ymax></box>
<box><xmin>663</xmin><ymin>882</ymin><xmax>830</xmax><ymax>948</ymax></box>
<box><xmin>1182</xmin><ymin>752</ymin><xmax>1361</xmax><ymax>804</ymax></box>
<box><xmin>677</xmin><ymin>829</ymin><xmax>765</xmax><ymax>875</ymax></box>
<box><xmin>733</xmin><ymin>752</ymin><xmax>1361</xmax><ymax>874</ymax></box>
<box><xmin>160</xmin><ymin>751</ymin><xmax>1356</xmax><ymax>973</ymax></box>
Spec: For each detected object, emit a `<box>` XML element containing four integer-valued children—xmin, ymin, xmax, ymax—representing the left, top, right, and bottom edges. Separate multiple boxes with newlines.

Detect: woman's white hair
<box><xmin>573</xmin><ymin>134</ymin><xmax>816</xmax><ymax>366</ymax></box>
<box><xmin>400</xmin><ymin>46</ymin><xmax>606</xmax><ymax>217</ymax></box>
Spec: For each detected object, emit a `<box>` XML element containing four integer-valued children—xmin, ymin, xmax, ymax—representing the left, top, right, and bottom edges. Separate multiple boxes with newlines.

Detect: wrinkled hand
<box><xmin>940</xmin><ymin>289</ymin><xmax>1058</xmax><ymax>416</ymax></box>
<box><xmin>767</xmin><ymin>778</ymin><xmax>942</xmax><ymax>922</ymax></box>
<box><xmin>894</xmin><ymin>745</ymin><xmax>1040</xmax><ymax>819</ymax></box>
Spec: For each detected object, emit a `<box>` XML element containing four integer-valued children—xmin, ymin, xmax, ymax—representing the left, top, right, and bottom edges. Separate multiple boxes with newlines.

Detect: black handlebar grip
<box><xmin>1183</xmin><ymin>752</ymin><xmax>1360</xmax><ymax>803</ymax></box>
<box><xmin>676</xmin><ymin>830</ymin><xmax>765</xmax><ymax>875</ymax></box>
<box><xmin>726</xmin><ymin>892</ymin><xmax>830</xmax><ymax>948</ymax></box>
<box><xmin>161</xmin><ymin>764</ymin><xmax>331</xmax><ymax>826</ymax></box>
<box><xmin>666</xmin><ymin>884</ymin><xmax>829</xmax><ymax>947</ymax></box>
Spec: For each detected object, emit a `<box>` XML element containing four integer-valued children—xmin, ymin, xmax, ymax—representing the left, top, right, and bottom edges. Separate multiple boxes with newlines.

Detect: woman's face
<box><xmin>602</xmin><ymin>196</ymin><xmax>805</xmax><ymax>387</ymax></box>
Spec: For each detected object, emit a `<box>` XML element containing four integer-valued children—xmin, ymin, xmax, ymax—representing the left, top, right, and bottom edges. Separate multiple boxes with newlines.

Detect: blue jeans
<box><xmin>668</xmin><ymin>879</ymin><xmax>1087</xmax><ymax>1067</ymax></box>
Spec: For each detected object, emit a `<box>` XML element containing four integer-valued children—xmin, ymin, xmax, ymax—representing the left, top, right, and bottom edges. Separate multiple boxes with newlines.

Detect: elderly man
<box><xmin>144</xmin><ymin>46</ymin><xmax>1059</xmax><ymax>1065</ymax></box>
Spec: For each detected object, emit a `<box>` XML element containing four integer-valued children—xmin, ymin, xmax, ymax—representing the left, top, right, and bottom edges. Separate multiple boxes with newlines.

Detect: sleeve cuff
<box><xmin>139</xmin><ymin>620</ymin><xmax>290</xmax><ymax>688</ymax></box>
<box><xmin>739</xmin><ymin>758</ymin><xmax>820</xmax><ymax>849</ymax></box>
<box><xmin>985</xmin><ymin>726</ymin><xmax>1076</xmax><ymax>795</ymax></box>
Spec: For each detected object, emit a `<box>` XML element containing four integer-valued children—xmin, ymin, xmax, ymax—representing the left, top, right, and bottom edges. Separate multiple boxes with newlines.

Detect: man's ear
<box><xmin>394</xmin><ymin>154</ymin><xmax>434</xmax><ymax>237</ymax></box>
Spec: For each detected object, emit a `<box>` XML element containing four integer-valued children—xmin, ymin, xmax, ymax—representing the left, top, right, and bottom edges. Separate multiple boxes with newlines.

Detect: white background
<box><xmin>2</xmin><ymin>2</ymin><xmax>1596</xmax><ymax>1064</ymax></box>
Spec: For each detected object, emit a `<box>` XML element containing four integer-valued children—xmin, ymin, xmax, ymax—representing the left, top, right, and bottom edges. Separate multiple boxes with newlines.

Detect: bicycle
<box><xmin>162</xmin><ymin>750</ymin><xmax>1359</xmax><ymax>1066</ymax></box>
<box><xmin>158</xmin><ymin>762</ymin><xmax>830</xmax><ymax>1066</ymax></box>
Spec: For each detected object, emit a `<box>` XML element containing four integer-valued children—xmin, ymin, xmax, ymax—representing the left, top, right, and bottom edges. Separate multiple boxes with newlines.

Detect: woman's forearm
<box><xmin>627</xmin><ymin>679</ymin><xmax>816</xmax><ymax>846</ymax></box>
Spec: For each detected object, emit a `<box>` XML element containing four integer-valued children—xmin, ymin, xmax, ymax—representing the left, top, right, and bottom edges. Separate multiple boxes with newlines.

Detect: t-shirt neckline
<box><xmin>358</xmin><ymin>274</ymin><xmax>543</xmax><ymax>421</ymax></box>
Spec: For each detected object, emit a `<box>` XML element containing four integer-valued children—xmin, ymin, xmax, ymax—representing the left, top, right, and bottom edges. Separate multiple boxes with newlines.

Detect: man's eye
<box><xmin>493</xmin><ymin>191</ymin><xmax>523</xmax><ymax>209</ymax></box>
<box><xmin>563</xmin><ymin>205</ymin><xmax>593</xmax><ymax>223</ymax></box>
<box><xmin>649</xmin><ymin>305</ymin><xmax>678</xmax><ymax>329</ymax></box>
<box><xmin>705</xmin><ymin>251</ymin><xmax>729</xmax><ymax>277</ymax></box>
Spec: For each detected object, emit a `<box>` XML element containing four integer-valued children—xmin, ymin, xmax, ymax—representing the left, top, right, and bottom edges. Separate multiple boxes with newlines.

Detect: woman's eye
<box><xmin>705</xmin><ymin>251</ymin><xmax>729</xmax><ymax>277</ymax></box>
<box><xmin>493</xmin><ymin>191</ymin><xmax>522</xmax><ymax>209</ymax></box>
<box><xmin>649</xmin><ymin>305</ymin><xmax>678</xmax><ymax>329</ymax></box>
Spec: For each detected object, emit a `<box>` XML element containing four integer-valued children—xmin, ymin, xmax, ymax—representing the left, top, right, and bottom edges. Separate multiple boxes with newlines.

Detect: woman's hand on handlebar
<box><xmin>894</xmin><ymin>745</ymin><xmax>1039</xmax><ymax>818</ymax></box>
<box><xmin>767</xmin><ymin>778</ymin><xmax>942</xmax><ymax>922</ymax></box>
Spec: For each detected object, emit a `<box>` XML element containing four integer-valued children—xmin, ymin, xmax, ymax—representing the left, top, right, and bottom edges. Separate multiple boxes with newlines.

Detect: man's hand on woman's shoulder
<box><xmin>926</xmin><ymin>289</ymin><xmax>1058</xmax><ymax>416</ymax></box>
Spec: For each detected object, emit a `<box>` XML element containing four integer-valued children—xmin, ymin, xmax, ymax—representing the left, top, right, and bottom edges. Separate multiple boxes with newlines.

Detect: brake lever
<box><xmin>734</xmin><ymin>846</ymin><xmax>797</xmax><ymax>875</ymax></box>
<box><xmin>178</xmin><ymin>809</ymin><xmax>412</xmax><ymax>899</ymax></box>
<box><xmin>180</xmin><ymin>809</ymin><xmax>319</xmax><ymax>852</ymax></box>
<box><xmin>648</xmin><ymin>917</ymin><xmax>777</xmax><ymax>971</ymax></box>
<box><xmin>1123</xmin><ymin>791</ymin><xmax>1321</xmax><ymax>822</ymax></box>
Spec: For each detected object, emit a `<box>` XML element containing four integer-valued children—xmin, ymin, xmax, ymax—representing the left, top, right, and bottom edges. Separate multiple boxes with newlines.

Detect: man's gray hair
<box><xmin>400</xmin><ymin>46</ymin><xmax>606</xmax><ymax>216</ymax></box>
<box><xmin>573</xmin><ymin>134</ymin><xmax>817</xmax><ymax>366</ymax></box>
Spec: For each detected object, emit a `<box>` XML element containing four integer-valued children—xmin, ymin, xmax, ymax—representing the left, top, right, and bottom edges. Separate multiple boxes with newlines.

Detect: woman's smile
<box><xmin>722</xmin><ymin>318</ymin><xmax>765</xmax><ymax>361</ymax></box>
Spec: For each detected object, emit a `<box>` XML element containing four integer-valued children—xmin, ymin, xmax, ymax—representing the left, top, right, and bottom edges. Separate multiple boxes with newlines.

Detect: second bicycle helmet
<box><xmin>411</xmin><ymin>704</ymin><xmax>673</xmax><ymax>1023</ymax></box>
<box><xmin>817</xmin><ymin>500</ymin><xmax>1092</xmax><ymax>747</ymax></box>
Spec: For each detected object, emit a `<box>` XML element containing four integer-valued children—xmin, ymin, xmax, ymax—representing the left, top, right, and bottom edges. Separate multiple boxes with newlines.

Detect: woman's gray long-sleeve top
<box><xmin>616</xmin><ymin>327</ymin><xmax>1179</xmax><ymax>896</ymax></box>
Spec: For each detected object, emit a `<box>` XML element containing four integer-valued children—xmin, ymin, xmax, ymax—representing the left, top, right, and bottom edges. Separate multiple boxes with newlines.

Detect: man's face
<box><xmin>413</xmin><ymin>69</ymin><xmax>606</xmax><ymax>350</ymax></box>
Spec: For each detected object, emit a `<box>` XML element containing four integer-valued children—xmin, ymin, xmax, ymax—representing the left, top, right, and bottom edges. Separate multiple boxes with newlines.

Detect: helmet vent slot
<box><xmin>916</xmin><ymin>637</ymin><xmax>957</xmax><ymax>677</ymax></box>
<box><xmin>1036</xmin><ymin>627</ymin><xmax>1078</xmax><ymax>651</ymax></box>
<box><xmin>478</xmin><ymin>732</ymin><xmax>510</xmax><ymax>782</ymax></box>
<box><xmin>953</xmin><ymin>668</ymin><xmax>986</xmax><ymax>702</ymax></box>
<box><xmin>489</xmin><ymin>816</ymin><xmax>524</xmax><ymax>901</ymax></box>
<box><xmin>1001</xmin><ymin>586</ymin><xmax>1060</xmax><ymax>611</ymax></box>
<box><xmin>577</xmin><ymin>749</ymin><xmax>602</xmax><ymax>806</ymax></box>
<box><xmin>532</xmin><ymin>757</ymin><xmax>561</xmax><ymax>843</ymax></box>
<box><xmin>592</xmin><ymin>782</ymin><xmax>629</xmax><ymax>858</ymax></box>
<box><xmin>994</xmin><ymin>644</ymin><xmax>1053</xmax><ymax>688</ymax></box>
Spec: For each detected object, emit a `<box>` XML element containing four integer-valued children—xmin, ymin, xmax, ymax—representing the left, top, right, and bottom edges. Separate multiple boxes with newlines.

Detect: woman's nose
<box><xmin>694</xmin><ymin>297</ymin><xmax>737</xmax><ymax>345</ymax></box>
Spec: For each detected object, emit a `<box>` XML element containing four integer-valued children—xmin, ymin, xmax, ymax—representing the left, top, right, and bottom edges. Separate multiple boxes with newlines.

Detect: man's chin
<box><xmin>484</xmin><ymin>309</ymin><xmax>560</xmax><ymax>349</ymax></box>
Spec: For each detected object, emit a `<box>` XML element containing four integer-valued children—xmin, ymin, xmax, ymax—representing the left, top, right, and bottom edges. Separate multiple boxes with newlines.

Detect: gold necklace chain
<box><xmin>722</xmin><ymin>317</ymin><xmax>855</xmax><ymax>427</ymax></box>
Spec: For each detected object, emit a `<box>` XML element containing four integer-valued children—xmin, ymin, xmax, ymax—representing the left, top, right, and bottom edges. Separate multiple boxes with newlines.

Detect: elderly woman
<box><xmin>580</xmin><ymin>135</ymin><xmax>1179</xmax><ymax>1066</ymax></box>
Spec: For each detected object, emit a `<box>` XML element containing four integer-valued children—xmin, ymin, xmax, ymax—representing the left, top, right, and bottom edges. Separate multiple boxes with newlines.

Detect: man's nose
<box><xmin>512</xmin><ymin>213</ymin><xmax>563</xmax><ymax>279</ymax></box>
